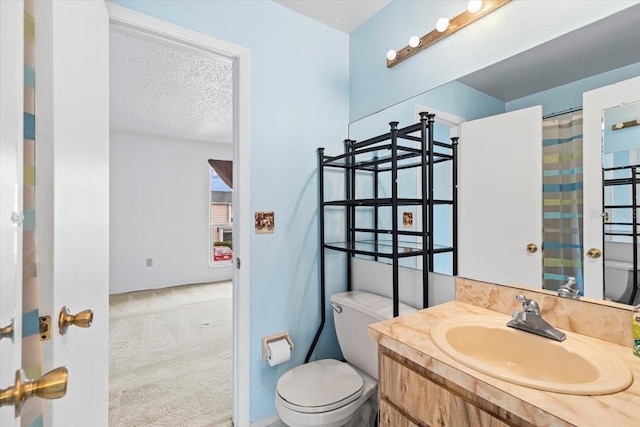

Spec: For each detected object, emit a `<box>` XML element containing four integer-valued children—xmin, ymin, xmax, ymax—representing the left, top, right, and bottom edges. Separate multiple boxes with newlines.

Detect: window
<box><xmin>209</xmin><ymin>164</ymin><xmax>233</xmax><ymax>265</ymax></box>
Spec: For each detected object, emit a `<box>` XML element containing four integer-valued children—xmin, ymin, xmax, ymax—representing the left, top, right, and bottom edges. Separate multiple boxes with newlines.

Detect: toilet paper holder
<box><xmin>262</xmin><ymin>331</ymin><xmax>294</xmax><ymax>360</ymax></box>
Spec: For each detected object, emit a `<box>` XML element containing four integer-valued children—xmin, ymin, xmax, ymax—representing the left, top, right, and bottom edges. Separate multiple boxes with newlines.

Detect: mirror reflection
<box><xmin>348</xmin><ymin>6</ymin><xmax>640</xmax><ymax>306</ymax></box>
<box><xmin>603</xmin><ymin>101</ymin><xmax>640</xmax><ymax>305</ymax></box>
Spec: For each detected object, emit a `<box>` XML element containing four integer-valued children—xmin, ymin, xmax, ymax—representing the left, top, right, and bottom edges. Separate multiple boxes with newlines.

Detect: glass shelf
<box><xmin>323</xmin><ymin>198</ymin><xmax>454</xmax><ymax>207</ymax></box>
<box><xmin>324</xmin><ymin>240</ymin><xmax>454</xmax><ymax>258</ymax></box>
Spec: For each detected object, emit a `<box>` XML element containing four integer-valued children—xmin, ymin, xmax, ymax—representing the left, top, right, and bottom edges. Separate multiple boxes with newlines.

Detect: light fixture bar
<box><xmin>387</xmin><ymin>0</ymin><xmax>512</xmax><ymax>68</ymax></box>
<box><xmin>612</xmin><ymin>119</ymin><xmax>640</xmax><ymax>131</ymax></box>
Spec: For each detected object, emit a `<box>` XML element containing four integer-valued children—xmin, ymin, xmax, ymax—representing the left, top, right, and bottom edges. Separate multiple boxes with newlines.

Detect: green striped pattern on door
<box><xmin>22</xmin><ymin>1</ymin><xmax>44</xmax><ymax>426</ymax></box>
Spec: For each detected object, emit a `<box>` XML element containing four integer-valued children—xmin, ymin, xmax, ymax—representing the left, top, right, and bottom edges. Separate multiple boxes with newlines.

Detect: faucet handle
<box><xmin>515</xmin><ymin>294</ymin><xmax>540</xmax><ymax>314</ymax></box>
<box><xmin>557</xmin><ymin>277</ymin><xmax>580</xmax><ymax>299</ymax></box>
<box><xmin>564</xmin><ymin>277</ymin><xmax>576</xmax><ymax>287</ymax></box>
<box><xmin>511</xmin><ymin>309</ymin><xmax>527</xmax><ymax>322</ymax></box>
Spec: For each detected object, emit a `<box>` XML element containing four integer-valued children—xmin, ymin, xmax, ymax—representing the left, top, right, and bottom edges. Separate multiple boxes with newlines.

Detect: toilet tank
<box><xmin>330</xmin><ymin>291</ymin><xmax>415</xmax><ymax>379</ymax></box>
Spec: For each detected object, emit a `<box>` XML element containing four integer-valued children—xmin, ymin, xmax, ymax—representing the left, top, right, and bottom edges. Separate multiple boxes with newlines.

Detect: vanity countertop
<box><xmin>368</xmin><ymin>301</ymin><xmax>640</xmax><ymax>427</ymax></box>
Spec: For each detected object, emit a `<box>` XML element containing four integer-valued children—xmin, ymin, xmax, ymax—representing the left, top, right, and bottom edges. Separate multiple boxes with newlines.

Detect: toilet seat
<box><xmin>277</xmin><ymin>359</ymin><xmax>364</xmax><ymax>414</ymax></box>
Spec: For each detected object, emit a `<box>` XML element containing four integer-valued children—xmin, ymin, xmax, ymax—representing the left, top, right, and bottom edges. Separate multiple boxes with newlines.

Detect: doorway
<box><xmin>107</xmin><ymin>3</ymin><xmax>251</xmax><ymax>425</ymax></box>
<box><xmin>108</xmin><ymin>23</ymin><xmax>234</xmax><ymax>425</ymax></box>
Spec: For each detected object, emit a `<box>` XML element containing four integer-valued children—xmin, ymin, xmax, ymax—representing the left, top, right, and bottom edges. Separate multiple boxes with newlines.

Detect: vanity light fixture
<box><xmin>612</xmin><ymin>118</ymin><xmax>640</xmax><ymax>131</ymax></box>
<box><xmin>386</xmin><ymin>0</ymin><xmax>512</xmax><ymax>68</ymax></box>
<box><xmin>435</xmin><ymin>17</ymin><xmax>450</xmax><ymax>32</ymax></box>
<box><xmin>467</xmin><ymin>0</ymin><xmax>484</xmax><ymax>13</ymax></box>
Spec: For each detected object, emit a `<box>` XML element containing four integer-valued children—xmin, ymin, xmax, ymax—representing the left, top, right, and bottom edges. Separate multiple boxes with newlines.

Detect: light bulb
<box><xmin>409</xmin><ymin>36</ymin><xmax>421</xmax><ymax>48</ymax></box>
<box><xmin>386</xmin><ymin>49</ymin><xmax>398</xmax><ymax>61</ymax></box>
<box><xmin>636</xmin><ymin>119</ymin><xmax>640</xmax><ymax>125</ymax></box>
<box><xmin>436</xmin><ymin>17</ymin><xmax>450</xmax><ymax>32</ymax></box>
<box><xmin>467</xmin><ymin>1</ymin><xmax>483</xmax><ymax>13</ymax></box>
<box><xmin>614</xmin><ymin>123</ymin><xmax>624</xmax><ymax>129</ymax></box>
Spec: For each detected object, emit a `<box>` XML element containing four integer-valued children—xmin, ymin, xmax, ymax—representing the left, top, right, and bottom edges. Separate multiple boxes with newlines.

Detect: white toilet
<box><xmin>604</xmin><ymin>260</ymin><xmax>640</xmax><ymax>305</ymax></box>
<box><xmin>275</xmin><ymin>291</ymin><xmax>415</xmax><ymax>427</ymax></box>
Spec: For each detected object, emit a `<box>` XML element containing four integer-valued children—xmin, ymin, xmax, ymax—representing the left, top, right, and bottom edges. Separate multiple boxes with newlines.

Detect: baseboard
<box><xmin>250</xmin><ymin>412</ymin><xmax>282</xmax><ymax>427</ymax></box>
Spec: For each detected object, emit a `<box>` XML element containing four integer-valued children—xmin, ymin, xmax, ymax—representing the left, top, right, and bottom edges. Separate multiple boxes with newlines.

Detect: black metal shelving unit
<box><xmin>306</xmin><ymin>112</ymin><xmax>458</xmax><ymax>362</ymax></box>
<box><xmin>603</xmin><ymin>164</ymin><xmax>639</xmax><ymax>305</ymax></box>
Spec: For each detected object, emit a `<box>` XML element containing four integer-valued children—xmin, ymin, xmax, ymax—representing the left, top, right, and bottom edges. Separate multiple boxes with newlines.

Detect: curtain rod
<box><xmin>543</xmin><ymin>106</ymin><xmax>583</xmax><ymax>119</ymax></box>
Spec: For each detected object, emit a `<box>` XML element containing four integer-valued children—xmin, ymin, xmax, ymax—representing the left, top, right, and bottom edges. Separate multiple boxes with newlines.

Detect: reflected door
<box><xmin>459</xmin><ymin>106</ymin><xmax>543</xmax><ymax>286</ymax></box>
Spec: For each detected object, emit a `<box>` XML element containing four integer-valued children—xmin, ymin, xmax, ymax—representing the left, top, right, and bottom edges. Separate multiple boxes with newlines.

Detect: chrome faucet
<box><xmin>557</xmin><ymin>276</ymin><xmax>580</xmax><ymax>300</ymax></box>
<box><xmin>507</xmin><ymin>294</ymin><xmax>566</xmax><ymax>342</ymax></box>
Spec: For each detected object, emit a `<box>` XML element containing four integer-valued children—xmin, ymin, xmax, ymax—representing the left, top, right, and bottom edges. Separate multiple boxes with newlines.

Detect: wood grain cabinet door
<box><xmin>379</xmin><ymin>400</ymin><xmax>420</xmax><ymax>427</ymax></box>
<box><xmin>380</xmin><ymin>354</ymin><xmax>510</xmax><ymax>427</ymax></box>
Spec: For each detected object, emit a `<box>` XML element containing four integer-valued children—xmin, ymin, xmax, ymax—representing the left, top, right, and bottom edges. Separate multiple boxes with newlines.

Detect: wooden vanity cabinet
<box><xmin>378</xmin><ymin>347</ymin><xmax>534</xmax><ymax>427</ymax></box>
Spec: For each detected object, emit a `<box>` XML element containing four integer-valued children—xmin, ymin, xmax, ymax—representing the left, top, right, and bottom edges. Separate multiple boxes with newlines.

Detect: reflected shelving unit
<box><xmin>603</xmin><ymin>164</ymin><xmax>639</xmax><ymax>305</ymax></box>
<box><xmin>318</xmin><ymin>112</ymin><xmax>458</xmax><ymax>317</ymax></box>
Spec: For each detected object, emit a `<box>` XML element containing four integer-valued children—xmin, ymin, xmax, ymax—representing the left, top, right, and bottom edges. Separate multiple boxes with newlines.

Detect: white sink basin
<box><xmin>430</xmin><ymin>315</ymin><xmax>632</xmax><ymax>395</ymax></box>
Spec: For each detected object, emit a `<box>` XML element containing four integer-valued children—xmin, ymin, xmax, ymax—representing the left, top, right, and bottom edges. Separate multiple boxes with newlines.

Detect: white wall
<box><xmin>110</xmin><ymin>129</ymin><xmax>233</xmax><ymax>294</ymax></box>
<box><xmin>351</xmin><ymin>258</ymin><xmax>455</xmax><ymax>309</ymax></box>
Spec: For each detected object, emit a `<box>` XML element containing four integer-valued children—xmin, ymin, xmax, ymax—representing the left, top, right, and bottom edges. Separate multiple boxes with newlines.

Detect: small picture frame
<box><xmin>255</xmin><ymin>211</ymin><xmax>275</xmax><ymax>234</ymax></box>
<box><xmin>403</xmin><ymin>211</ymin><xmax>413</xmax><ymax>228</ymax></box>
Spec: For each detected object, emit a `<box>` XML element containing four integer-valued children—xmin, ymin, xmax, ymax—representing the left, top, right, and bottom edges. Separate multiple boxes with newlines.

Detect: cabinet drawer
<box><xmin>380</xmin><ymin>354</ymin><xmax>510</xmax><ymax>427</ymax></box>
<box><xmin>379</xmin><ymin>399</ymin><xmax>419</xmax><ymax>427</ymax></box>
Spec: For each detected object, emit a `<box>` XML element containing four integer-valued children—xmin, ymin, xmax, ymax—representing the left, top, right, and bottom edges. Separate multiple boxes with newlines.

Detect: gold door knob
<box><xmin>526</xmin><ymin>243</ymin><xmax>538</xmax><ymax>253</ymax></box>
<box><xmin>0</xmin><ymin>367</ymin><xmax>68</xmax><ymax>417</ymax></box>
<box><xmin>0</xmin><ymin>318</ymin><xmax>14</xmax><ymax>341</ymax></box>
<box><xmin>58</xmin><ymin>306</ymin><xmax>93</xmax><ymax>335</ymax></box>
<box><xmin>586</xmin><ymin>248</ymin><xmax>602</xmax><ymax>258</ymax></box>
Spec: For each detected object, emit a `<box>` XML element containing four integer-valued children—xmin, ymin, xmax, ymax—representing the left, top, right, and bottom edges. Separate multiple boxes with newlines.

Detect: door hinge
<box><xmin>236</xmin><ymin>257</ymin><xmax>241</xmax><ymax>269</ymax></box>
<box><xmin>39</xmin><ymin>315</ymin><xmax>52</xmax><ymax>341</ymax></box>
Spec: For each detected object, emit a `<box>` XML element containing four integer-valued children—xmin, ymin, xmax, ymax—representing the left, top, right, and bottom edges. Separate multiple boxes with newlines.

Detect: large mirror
<box><xmin>348</xmin><ymin>5</ymin><xmax>640</xmax><ymax>306</ymax></box>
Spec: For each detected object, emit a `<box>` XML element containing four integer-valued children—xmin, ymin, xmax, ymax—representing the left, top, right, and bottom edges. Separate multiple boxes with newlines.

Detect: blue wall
<box><xmin>110</xmin><ymin>1</ymin><xmax>349</xmax><ymax>421</ymax></box>
<box><xmin>507</xmin><ymin>63</ymin><xmax>640</xmax><ymax>115</ymax></box>
<box><xmin>347</xmin><ymin>81</ymin><xmax>504</xmax><ymax>276</ymax></box>
<box><xmin>603</xmin><ymin>101</ymin><xmax>640</xmax><ymax>240</ymax></box>
<box><xmin>348</xmin><ymin>80</ymin><xmax>505</xmax><ymax>137</ymax></box>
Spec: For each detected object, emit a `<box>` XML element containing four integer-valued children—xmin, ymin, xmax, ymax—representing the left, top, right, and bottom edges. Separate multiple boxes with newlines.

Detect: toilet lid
<box><xmin>277</xmin><ymin>359</ymin><xmax>364</xmax><ymax>414</ymax></box>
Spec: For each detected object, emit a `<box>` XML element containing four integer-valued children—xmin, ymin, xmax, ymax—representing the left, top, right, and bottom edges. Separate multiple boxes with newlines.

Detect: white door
<box><xmin>35</xmin><ymin>1</ymin><xmax>110</xmax><ymax>425</ymax></box>
<box><xmin>459</xmin><ymin>106</ymin><xmax>543</xmax><ymax>287</ymax></box>
<box><xmin>583</xmin><ymin>76</ymin><xmax>640</xmax><ymax>299</ymax></box>
<box><xmin>1</xmin><ymin>0</ymin><xmax>24</xmax><ymax>425</ymax></box>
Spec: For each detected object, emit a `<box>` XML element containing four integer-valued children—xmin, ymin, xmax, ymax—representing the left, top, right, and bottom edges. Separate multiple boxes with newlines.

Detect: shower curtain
<box><xmin>542</xmin><ymin>111</ymin><xmax>584</xmax><ymax>293</ymax></box>
<box><xmin>22</xmin><ymin>1</ymin><xmax>44</xmax><ymax>425</ymax></box>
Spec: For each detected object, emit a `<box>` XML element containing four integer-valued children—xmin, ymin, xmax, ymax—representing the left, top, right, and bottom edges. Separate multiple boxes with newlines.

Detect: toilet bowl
<box><xmin>275</xmin><ymin>360</ymin><xmax>377</xmax><ymax>427</ymax></box>
<box><xmin>275</xmin><ymin>291</ymin><xmax>415</xmax><ymax>427</ymax></box>
<box><xmin>604</xmin><ymin>260</ymin><xmax>640</xmax><ymax>305</ymax></box>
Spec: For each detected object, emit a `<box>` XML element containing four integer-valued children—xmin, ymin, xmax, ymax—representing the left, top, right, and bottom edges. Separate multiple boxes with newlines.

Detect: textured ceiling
<box><xmin>110</xmin><ymin>29</ymin><xmax>233</xmax><ymax>144</ymax></box>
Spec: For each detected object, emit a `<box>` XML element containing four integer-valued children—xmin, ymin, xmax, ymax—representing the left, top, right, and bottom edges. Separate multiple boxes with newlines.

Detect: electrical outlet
<box><xmin>146</xmin><ymin>258</ymin><xmax>153</xmax><ymax>267</ymax></box>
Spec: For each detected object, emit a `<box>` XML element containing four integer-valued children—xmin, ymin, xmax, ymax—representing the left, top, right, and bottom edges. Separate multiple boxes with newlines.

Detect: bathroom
<box><xmin>0</xmin><ymin>1</ymin><xmax>639</xmax><ymax>426</ymax></box>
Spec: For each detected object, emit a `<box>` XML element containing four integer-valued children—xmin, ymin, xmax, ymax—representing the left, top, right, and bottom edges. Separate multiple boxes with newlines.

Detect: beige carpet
<box><xmin>109</xmin><ymin>281</ymin><xmax>233</xmax><ymax>427</ymax></box>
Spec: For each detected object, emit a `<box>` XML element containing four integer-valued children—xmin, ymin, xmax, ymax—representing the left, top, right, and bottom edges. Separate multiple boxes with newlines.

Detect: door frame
<box><xmin>0</xmin><ymin>0</ymin><xmax>24</xmax><ymax>425</ymax></box>
<box><xmin>106</xmin><ymin>4</ymin><xmax>252</xmax><ymax>425</ymax></box>
<box><xmin>413</xmin><ymin>104</ymin><xmax>466</xmax><ymax>272</ymax></box>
